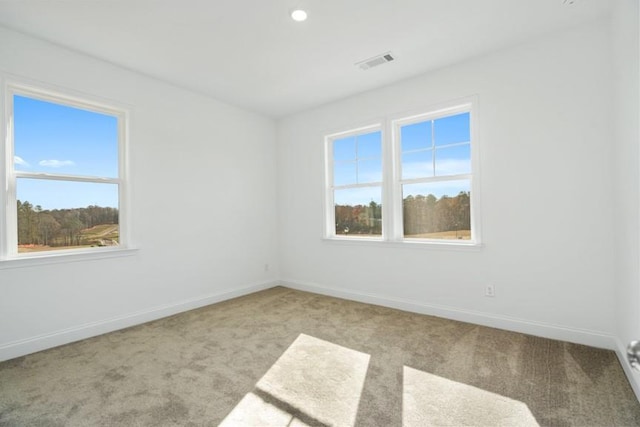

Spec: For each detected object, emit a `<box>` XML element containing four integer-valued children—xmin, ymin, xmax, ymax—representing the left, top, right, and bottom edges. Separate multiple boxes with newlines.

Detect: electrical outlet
<box><xmin>485</xmin><ymin>285</ymin><xmax>495</xmax><ymax>297</ymax></box>
<box><xmin>264</xmin><ymin>263</ymin><xmax>269</xmax><ymax>272</ymax></box>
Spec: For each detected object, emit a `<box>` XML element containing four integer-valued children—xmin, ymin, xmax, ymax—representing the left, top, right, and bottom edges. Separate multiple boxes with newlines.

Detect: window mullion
<box><xmin>333</xmin><ymin>182</ymin><xmax>383</xmax><ymax>190</ymax></box>
<box><xmin>15</xmin><ymin>171</ymin><xmax>119</xmax><ymax>185</ymax></box>
<box><xmin>400</xmin><ymin>173</ymin><xmax>472</xmax><ymax>186</ymax></box>
<box><xmin>389</xmin><ymin>120</ymin><xmax>403</xmax><ymax>242</ymax></box>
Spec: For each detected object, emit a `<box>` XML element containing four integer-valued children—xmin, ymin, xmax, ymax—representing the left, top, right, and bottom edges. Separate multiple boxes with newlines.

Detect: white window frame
<box><xmin>324</xmin><ymin>123</ymin><xmax>384</xmax><ymax>240</ymax></box>
<box><xmin>1</xmin><ymin>79</ymin><xmax>134</xmax><ymax>263</ymax></box>
<box><xmin>323</xmin><ymin>97</ymin><xmax>481</xmax><ymax>248</ymax></box>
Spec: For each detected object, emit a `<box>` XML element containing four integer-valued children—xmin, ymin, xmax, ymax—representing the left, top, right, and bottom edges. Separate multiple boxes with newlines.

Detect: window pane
<box><xmin>402</xmin><ymin>180</ymin><xmax>470</xmax><ymax>240</ymax></box>
<box><xmin>357</xmin><ymin>159</ymin><xmax>382</xmax><ymax>183</ymax></box>
<box><xmin>357</xmin><ymin>131</ymin><xmax>382</xmax><ymax>158</ymax></box>
<box><xmin>435</xmin><ymin>144</ymin><xmax>471</xmax><ymax>176</ymax></box>
<box><xmin>14</xmin><ymin>95</ymin><xmax>119</xmax><ymax>177</ymax></box>
<box><xmin>334</xmin><ymin>187</ymin><xmax>382</xmax><ymax>236</ymax></box>
<box><xmin>402</xmin><ymin>150</ymin><xmax>433</xmax><ymax>179</ymax></box>
<box><xmin>333</xmin><ymin>136</ymin><xmax>356</xmax><ymax>162</ymax></box>
<box><xmin>16</xmin><ymin>178</ymin><xmax>119</xmax><ymax>253</ymax></box>
<box><xmin>401</xmin><ymin>121</ymin><xmax>431</xmax><ymax>152</ymax></box>
<box><xmin>334</xmin><ymin>161</ymin><xmax>357</xmax><ymax>186</ymax></box>
<box><xmin>434</xmin><ymin>112</ymin><xmax>470</xmax><ymax>146</ymax></box>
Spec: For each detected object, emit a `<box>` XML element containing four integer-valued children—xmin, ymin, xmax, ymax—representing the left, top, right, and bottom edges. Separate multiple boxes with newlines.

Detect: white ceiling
<box><xmin>0</xmin><ymin>0</ymin><xmax>612</xmax><ymax>118</ymax></box>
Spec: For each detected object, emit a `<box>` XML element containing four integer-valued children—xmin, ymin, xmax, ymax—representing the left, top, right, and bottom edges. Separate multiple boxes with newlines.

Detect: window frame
<box><xmin>1</xmin><ymin>79</ymin><xmax>133</xmax><ymax>263</ymax></box>
<box><xmin>323</xmin><ymin>97</ymin><xmax>481</xmax><ymax>248</ymax></box>
<box><xmin>324</xmin><ymin>123</ymin><xmax>384</xmax><ymax>240</ymax></box>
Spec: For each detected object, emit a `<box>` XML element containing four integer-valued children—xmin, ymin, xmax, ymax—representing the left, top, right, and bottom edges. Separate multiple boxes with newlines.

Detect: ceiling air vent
<box><xmin>356</xmin><ymin>52</ymin><xmax>395</xmax><ymax>70</ymax></box>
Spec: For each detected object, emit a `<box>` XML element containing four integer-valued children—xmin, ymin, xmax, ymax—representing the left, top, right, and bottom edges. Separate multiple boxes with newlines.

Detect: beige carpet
<box><xmin>220</xmin><ymin>334</ymin><xmax>370</xmax><ymax>426</ymax></box>
<box><xmin>1</xmin><ymin>286</ymin><xmax>639</xmax><ymax>426</ymax></box>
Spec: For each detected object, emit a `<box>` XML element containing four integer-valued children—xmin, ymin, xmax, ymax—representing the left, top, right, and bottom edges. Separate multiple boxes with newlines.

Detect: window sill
<box><xmin>322</xmin><ymin>237</ymin><xmax>483</xmax><ymax>251</ymax></box>
<box><xmin>0</xmin><ymin>247</ymin><xmax>139</xmax><ymax>269</ymax></box>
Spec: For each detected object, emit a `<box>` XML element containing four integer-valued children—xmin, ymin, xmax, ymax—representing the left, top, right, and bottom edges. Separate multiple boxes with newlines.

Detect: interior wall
<box><xmin>612</xmin><ymin>0</ymin><xmax>640</xmax><ymax>396</ymax></box>
<box><xmin>0</xmin><ymin>10</ymin><xmax>628</xmax><ymax>367</ymax></box>
<box><xmin>277</xmin><ymin>20</ymin><xmax>616</xmax><ymax>347</ymax></box>
<box><xmin>0</xmin><ymin>26</ymin><xmax>279</xmax><ymax>360</ymax></box>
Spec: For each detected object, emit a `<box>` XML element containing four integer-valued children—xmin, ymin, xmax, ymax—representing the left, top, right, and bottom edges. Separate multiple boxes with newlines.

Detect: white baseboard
<box><xmin>4</xmin><ymin>277</ymin><xmax>637</xmax><ymax>402</ymax></box>
<box><xmin>615</xmin><ymin>338</ymin><xmax>640</xmax><ymax>402</ymax></box>
<box><xmin>0</xmin><ymin>280</ymin><xmax>278</xmax><ymax>362</ymax></box>
<box><xmin>280</xmin><ymin>279</ymin><xmax>617</xmax><ymax>350</ymax></box>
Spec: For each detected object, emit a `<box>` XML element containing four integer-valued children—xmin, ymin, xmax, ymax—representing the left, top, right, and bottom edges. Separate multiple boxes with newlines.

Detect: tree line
<box><xmin>17</xmin><ymin>200</ymin><xmax>118</xmax><ymax>247</ymax></box>
<box><xmin>335</xmin><ymin>191</ymin><xmax>470</xmax><ymax>236</ymax></box>
<box><xmin>403</xmin><ymin>191</ymin><xmax>470</xmax><ymax>236</ymax></box>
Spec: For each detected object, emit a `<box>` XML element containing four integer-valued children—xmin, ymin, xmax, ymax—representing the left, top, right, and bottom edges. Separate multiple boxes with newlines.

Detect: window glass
<box><xmin>434</xmin><ymin>112</ymin><xmax>470</xmax><ymax>146</ymax></box>
<box><xmin>333</xmin><ymin>136</ymin><xmax>356</xmax><ymax>162</ymax></box>
<box><xmin>402</xmin><ymin>180</ymin><xmax>471</xmax><ymax>240</ymax></box>
<box><xmin>357</xmin><ymin>131</ymin><xmax>382</xmax><ymax>158</ymax></box>
<box><xmin>435</xmin><ymin>144</ymin><xmax>471</xmax><ymax>176</ymax></box>
<box><xmin>402</xmin><ymin>150</ymin><xmax>433</xmax><ymax>179</ymax></box>
<box><xmin>357</xmin><ymin>159</ymin><xmax>382</xmax><ymax>183</ymax></box>
<box><xmin>334</xmin><ymin>161</ymin><xmax>357</xmax><ymax>186</ymax></box>
<box><xmin>16</xmin><ymin>179</ymin><xmax>119</xmax><ymax>253</ymax></box>
<box><xmin>401</xmin><ymin>121</ymin><xmax>431</xmax><ymax>152</ymax></box>
<box><xmin>334</xmin><ymin>188</ymin><xmax>382</xmax><ymax>236</ymax></box>
<box><xmin>14</xmin><ymin>95</ymin><xmax>119</xmax><ymax>177</ymax></box>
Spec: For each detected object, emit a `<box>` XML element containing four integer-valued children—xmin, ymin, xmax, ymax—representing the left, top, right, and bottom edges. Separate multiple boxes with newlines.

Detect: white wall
<box><xmin>0</xmin><ymin>26</ymin><xmax>279</xmax><ymax>360</ymax></box>
<box><xmin>0</xmin><ymin>8</ymin><xmax>633</xmax><ymax>376</ymax></box>
<box><xmin>612</xmin><ymin>0</ymin><xmax>640</xmax><ymax>397</ymax></box>
<box><xmin>277</xmin><ymin>20</ymin><xmax>617</xmax><ymax>348</ymax></box>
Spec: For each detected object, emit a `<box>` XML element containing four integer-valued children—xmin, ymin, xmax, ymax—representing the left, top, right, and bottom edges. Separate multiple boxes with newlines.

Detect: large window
<box><xmin>2</xmin><ymin>83</ymin><xmax>129</xmax><ymax>259</ymax></box>
<box><xmin>324</xmin><ymin>99</ymin><xmax>479</xmax><ymax>245</ymax></box>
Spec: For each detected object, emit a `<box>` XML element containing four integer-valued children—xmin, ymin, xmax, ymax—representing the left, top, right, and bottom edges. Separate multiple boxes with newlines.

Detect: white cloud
<box><xmin>39</xmin><ymin>159</ymin><xmax>75</xmax><ymax>168</ymax></box>
<box><xmin>14</xmin><ymin>156</ymin><xmax>29</xmax><ymax>167</ymax></box>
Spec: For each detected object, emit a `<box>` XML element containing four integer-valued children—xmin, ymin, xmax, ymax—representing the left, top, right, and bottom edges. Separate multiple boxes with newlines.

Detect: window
<box><xmin>2</xmin><ymin>83</ymin><xmax>130</xmax><ymax>260</ymax></box>
<box><xmin>396</xmin><ymin>109</ymin><xmax>472</xmax><ymax>241</ymax></box>
<box><xmin>324</xmin><ymin>99</ymin><xmax>479</xmax><ymax>245</ymax></box>
<box><xmin>325</xmin><ymin>126</ymin><xmax>383</xmax><ymax>237</ymax></box>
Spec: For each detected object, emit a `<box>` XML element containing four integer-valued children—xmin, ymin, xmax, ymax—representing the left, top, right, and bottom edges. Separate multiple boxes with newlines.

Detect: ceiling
<box><xmin>0</xmin><ymin>0</ymin><xmax>612</xmax><ymax>118</ymax></box>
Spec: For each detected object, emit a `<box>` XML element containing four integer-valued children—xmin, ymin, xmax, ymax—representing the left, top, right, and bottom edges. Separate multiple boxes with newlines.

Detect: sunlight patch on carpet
<box><xmin>219</xmin><ymin>392</ymin><xmax>310</xmax><ymax>426</ymax></box>
<box><xmin>220</xmin><ymin>334</ymin><xmax>370</xmax><ymax>427</ymax></box>
<box><xmin>403</xmin><ymin>366</ymin><xmax>539</xmax><ymax>427</ymax></box>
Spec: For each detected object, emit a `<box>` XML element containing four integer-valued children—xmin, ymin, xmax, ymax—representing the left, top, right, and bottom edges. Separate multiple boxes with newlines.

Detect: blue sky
<box><xmin>13</xmin><ymin>95</ymin><xmax>119</xmax><ymax>210</ymax></box>
<box><xmin>333</xmin><ymin>113</ymin><xmax>471</xmax><ymax>206</ymax></box>
<box><xmin>333</xmin><ymin>131</ymin><xmax>382</xmax><ymax>187</ymax></box>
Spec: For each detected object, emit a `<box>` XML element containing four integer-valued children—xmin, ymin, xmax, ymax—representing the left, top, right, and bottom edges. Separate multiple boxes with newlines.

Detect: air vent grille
<box><xmin>356</xmin><ymin>52</ymin><xmax>395</xmax><ymax>70</ymax></box>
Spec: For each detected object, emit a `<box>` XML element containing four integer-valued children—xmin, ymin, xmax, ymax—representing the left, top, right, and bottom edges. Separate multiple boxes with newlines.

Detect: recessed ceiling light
<box><xmin>291</xmin><ymin>9</ymin><xmax>308</xmax><ymax>22</ymax></box>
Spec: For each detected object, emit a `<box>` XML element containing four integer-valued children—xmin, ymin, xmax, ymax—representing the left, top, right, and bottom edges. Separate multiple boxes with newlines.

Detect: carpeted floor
<box><xmin>1</xmin><ymin>286</ymin><xmax>639</xmax><ymax>426</ymax></box>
